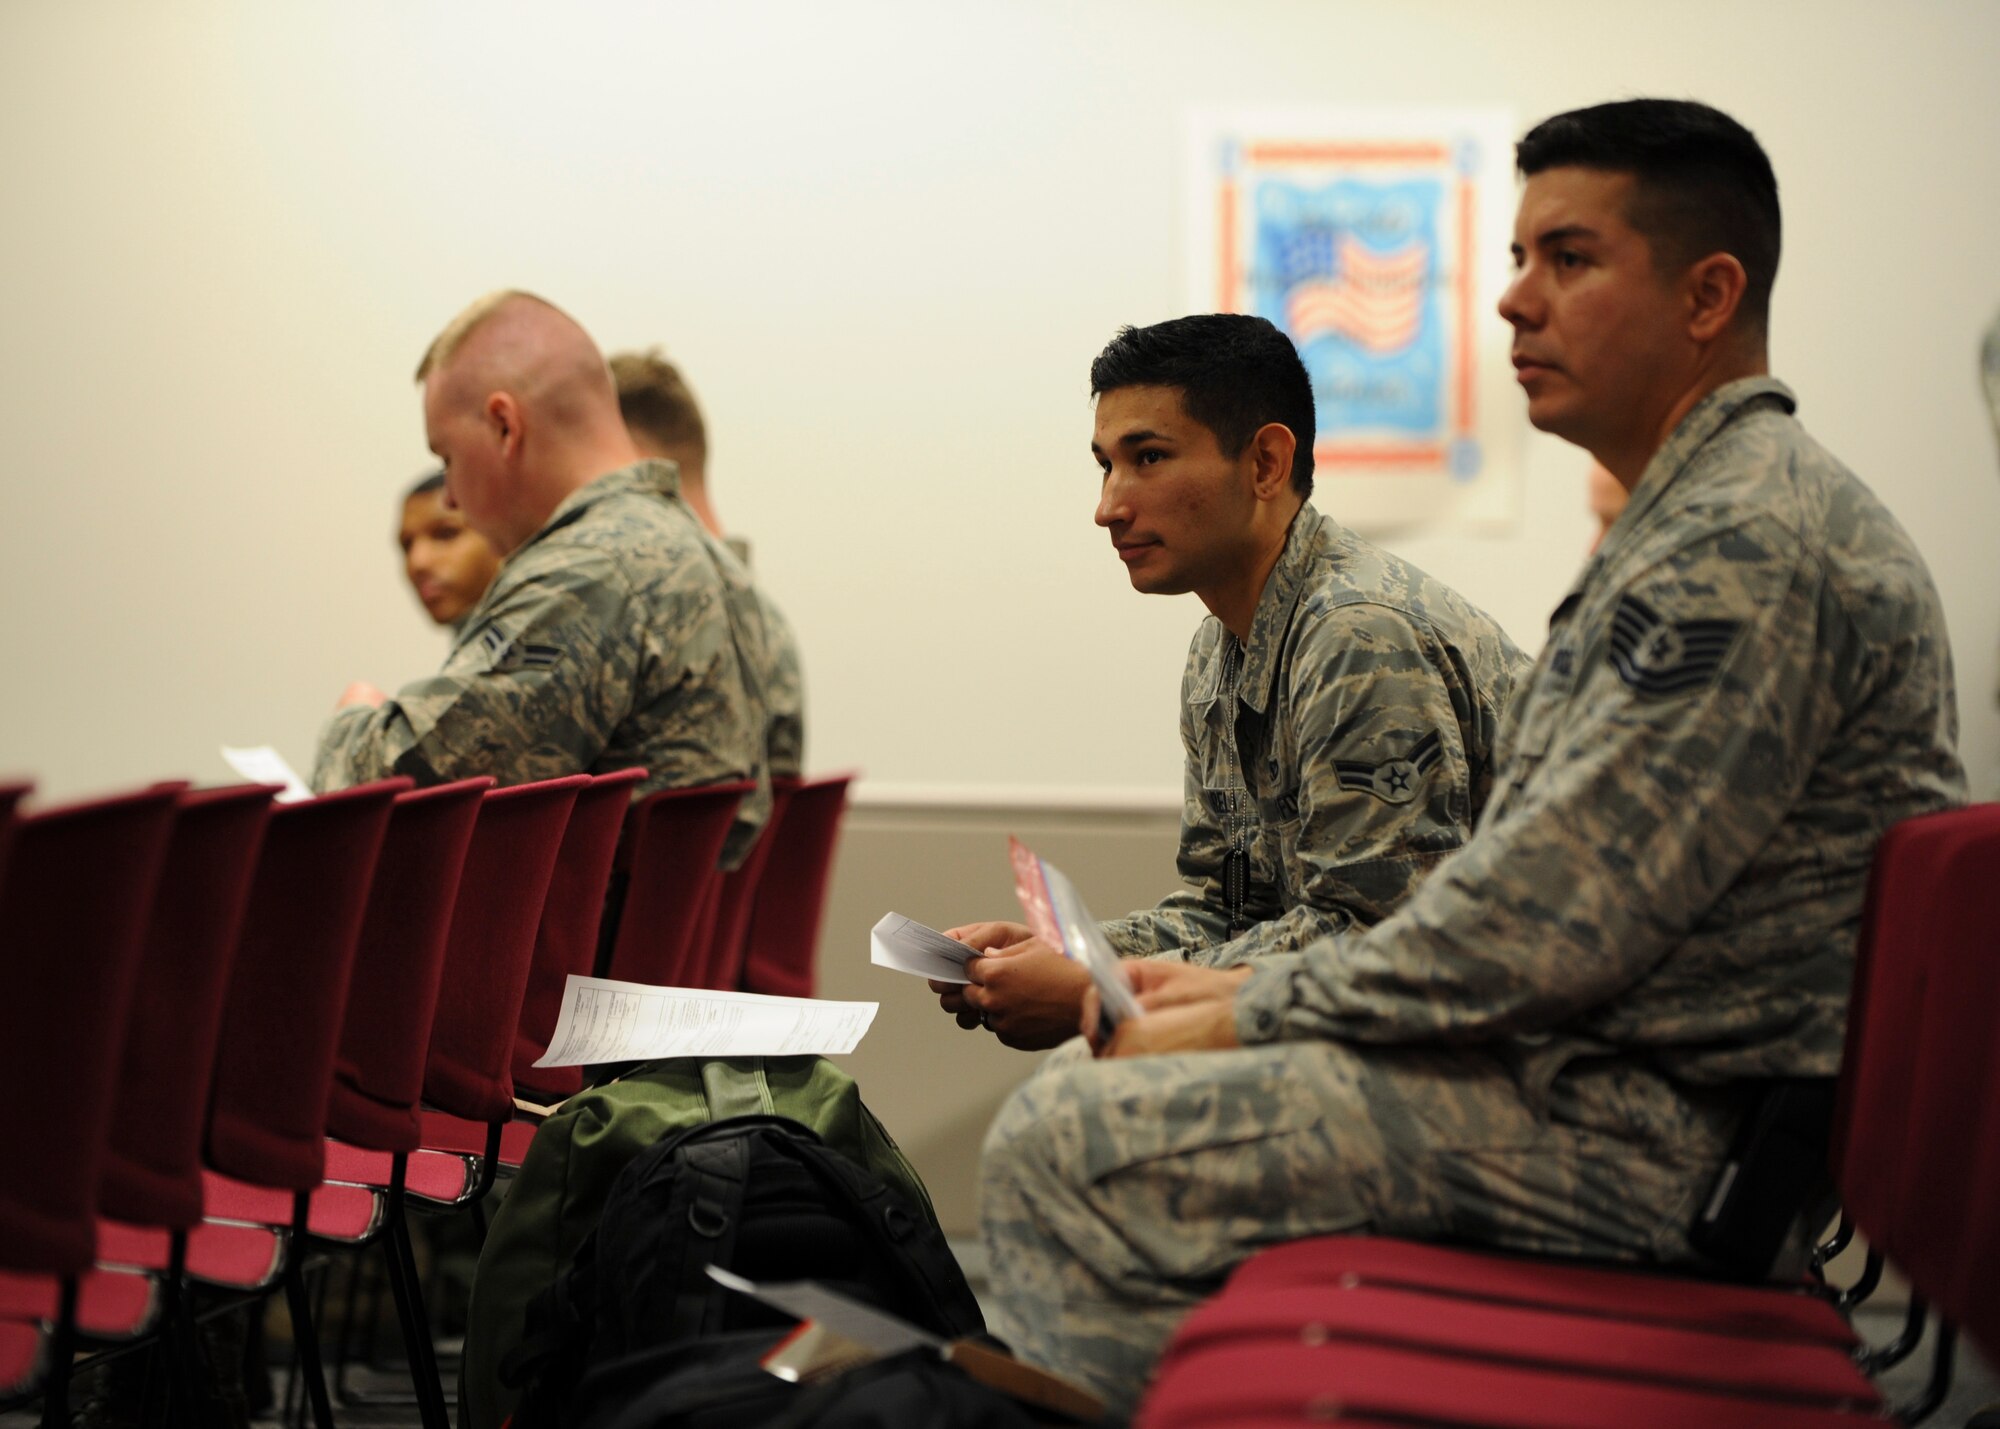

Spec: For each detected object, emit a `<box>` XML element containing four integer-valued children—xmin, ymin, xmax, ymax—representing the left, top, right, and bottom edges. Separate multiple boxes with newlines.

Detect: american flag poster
<box><xmin>1186</xmin><ymin>109</ymin><xmax>1519</xmax><ymax>530</ymax></box>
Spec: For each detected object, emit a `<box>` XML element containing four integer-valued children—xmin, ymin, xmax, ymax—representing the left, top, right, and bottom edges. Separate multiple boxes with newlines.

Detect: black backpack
<box><xmin>502</xmin><ymin>1114</ymin><xmax>989</xmax><ymax>1428</ymax></box>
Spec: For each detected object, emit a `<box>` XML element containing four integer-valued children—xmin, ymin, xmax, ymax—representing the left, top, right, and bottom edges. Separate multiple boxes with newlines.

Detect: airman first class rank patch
<box><xmin>1335</xmin><ymin>729</ymin><xmax>1444</xmax><ymax>805</ymax></box>
<box><xmin>1608</xmin><ymin>594</ymin><xmax>1740</xmax><ymax>697</ymax></box>
<box><xmin>480</xmin><ymin>627</ymin><xmax>564</xmax><ymax>673</ymax></box>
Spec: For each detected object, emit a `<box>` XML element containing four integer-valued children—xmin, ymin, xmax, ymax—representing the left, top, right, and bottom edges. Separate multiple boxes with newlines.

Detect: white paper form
<box><xmin>868</xmin><ymin>912</ymin><xmax>975</xmax><ymax>984</ymax></box>
<box><xmin>532</xmin><ymin>975</ymin><xmax>878</xmax><ymax>1067</ymax></box>
<box><xmin>219</xmin><ymin>745</ymin><xmax>314</xmax><ymax>803</ymax></box>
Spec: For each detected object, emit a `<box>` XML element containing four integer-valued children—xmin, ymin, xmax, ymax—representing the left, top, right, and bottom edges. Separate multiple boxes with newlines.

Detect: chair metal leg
<box><xmin>1898</xmin><ymin>1322</ymin><xmax>1957</xmax><ymax>1425</ymax></box>
<box><xmin>36</xmin><ymin>1275</ymin><xmax>77</xmax><ymax>1429</ymax></box>
<box><xmin>284</xmin><ymin>1193</ymin><xmax>336</xmax><ymax>1429</ymax></box>
<box><xmin>1858</xmin><ymin>1293</ymin><xmax>1928</xmax><ymax>1374</ymax></box>
<box><xmin>382</xmin><ymin>1154</ymin><xmax>452</xmax><ymax>1429</ymax></box>
<box><xmin>1836</xmin><ymin>1247</ymin><xmax>1884</xmax><ymax>1310</ymax></box>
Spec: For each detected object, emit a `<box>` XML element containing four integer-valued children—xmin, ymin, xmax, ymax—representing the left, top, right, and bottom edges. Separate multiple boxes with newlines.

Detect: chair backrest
<box><xmin>327</xmin><ymin>777</ymin><xmax>492</xmax><ymax>1153</ymax></box>
<box><xmin>0</xmin><ymin>779</ymin><xmax>32</xmax><ymax>882</ymax></box>
<box><xmin>98</xmin><ymin>783</ymin><xmax>280</xmax><ymax>1230</ymax></box>
<box><xmin>423</xmin><ymin>775</ymin><xmax>588</xmax><ymax>1123</ymax></box>
<box><xmin>695</xmin><ymin>778</ymin><xmax>799</xmax><ymax>990</ymax></box>
<box><xmin>512</xmin><ymin>767</ymin><xmax>648</xmax><ymax>1104</ymax></box>
<box><xmin>738</xmin><ymin>772</ymin><xmax>855</xmax><ymax>999</ymax></box>
<box><xmin>0</xmin><ymin>784</ymin><xmax>181</xmax><ymax>1274</ymax></box>
<box><xmin>602</xmin><ymin>780</ymin><xmax>750</xmax><ymax>988</ymax></box>
<box><xmin>1834</xmin><ymin>801</ymin><xmax>2000</xmax><ymax>1360</ymax></box>
<box><xmin>206</xmin><ymin>778</ymin><xmax>408</xmax><ymax>1191</ymax></box>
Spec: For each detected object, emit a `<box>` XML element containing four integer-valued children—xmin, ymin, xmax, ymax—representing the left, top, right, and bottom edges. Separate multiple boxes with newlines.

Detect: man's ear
<box><xmin>485</xmin><ymin>391</ymin><xmax>524</xmax><ymax>459</ymax></box>
<box><xmin>1685</xmin><ymin>253</ymin><xmax>1748</xmax><ymax>345</ymax></box>
<box><xmin>1247</xmin><ymin>422</ymin><xmax>1298</xmax><ymax>502</ymax></box>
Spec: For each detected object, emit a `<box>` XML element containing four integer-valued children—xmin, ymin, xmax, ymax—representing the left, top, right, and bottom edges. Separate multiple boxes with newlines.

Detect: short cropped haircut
<box><xmin>414</xmin><ymin>288</ymin><xmax>553</xmax><ymax>382</ymax></box>
<box><xmin>1089</xmin><ymin>314</ymin><xmax>1316</xmax><ymax>498</ymax></box>
<box><xmin>608</xmin><ymin>349</ymin><xmax>707</xmax><ymax>467</ymax></box>
<box><xmin>1516</xmin><ymin>98</ymin><xmax>1781</xmax><ymax>334</ymax></box>
<box><xmin>405</xmin><ymin>469</ymin><xmax>445</xmax><ymax>500</ymax></box>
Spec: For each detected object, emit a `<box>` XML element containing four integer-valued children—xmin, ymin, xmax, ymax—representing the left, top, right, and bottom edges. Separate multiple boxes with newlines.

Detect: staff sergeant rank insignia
<box><xmin>1335</xmin><ymin>729</ymin><xmax>1445</xmax><ymax>805</ymax></box>
<box><xmin>480</xmin><ymin>626</ymin><xmax>564</xmax><ymax>674</ymax></box>
<box><xmin>1607</xmin><ymin>594</ymin><xmax>1740</xmax><ymax>697</ymax></box>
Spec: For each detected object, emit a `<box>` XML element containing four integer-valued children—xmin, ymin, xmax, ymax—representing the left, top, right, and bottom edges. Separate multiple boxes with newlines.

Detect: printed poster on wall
<box><xmin>1185</xmin><ymin>109</ymin><xmax>1519</xmax><ymax>532</ymax></box>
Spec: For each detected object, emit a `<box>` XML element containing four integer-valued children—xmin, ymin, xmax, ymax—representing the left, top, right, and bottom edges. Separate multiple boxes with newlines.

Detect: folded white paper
<box><xmin>869</xmin><ymin>912</ymin><xmax>975</xmax><ymax>984</ymax></box>
<box><xmin>219</xmin><ymin>745</ymin><xmax>315</xmax><ymax>803</ymax></box>
<box><xmin>532</xmin><ymin>975</ymin><xmax>877</xmax><ymax>1067</ymax></box>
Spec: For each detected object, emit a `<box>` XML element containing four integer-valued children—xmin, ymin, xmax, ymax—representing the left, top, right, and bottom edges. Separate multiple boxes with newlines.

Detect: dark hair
<box><xmin>405</xmin><ymin>468</ymin><xmax>445</xmax><ymax>500</ymax></box>
<box><xmin>1516</xmin><ymin>98</ymin><xmax>1780</xmax><ymax>333</ymax></box>
<box><xmin>1089</xmin><ymin>314</ymin><xmax>1315</xmax><ymax>498</ymax></box>
<box><xmin>608</xmin><ymin>348</ymin><xmax>707</xmax><ymax>466</ymax></box>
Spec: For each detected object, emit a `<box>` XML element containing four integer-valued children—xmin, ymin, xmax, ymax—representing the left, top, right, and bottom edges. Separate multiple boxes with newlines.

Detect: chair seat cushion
<box><xmin>418</xmin><ymin>1109</ymin><xmax>537</xmax><ymax>1168</ymax></box>
<box><xmin>0</xmin><ymin>1318</ymin><xmax>41</xmax><ymax>1396</ymax></box>
<box><xmin>0</xmin><ymin>1266</ymin><xmax>155</xmax><ymax>1340</ymax></box>
<box><xmin>200</xmin><ymin>1170</ymin><xmax>382</xmax><ymax>1243</ymax></box>
<box><xmin>1168</xmin><ymin>1282</ymin><xmax>1880</xmax><ymax>1410</ymax></box>
<box><xmin>1229</xmin><ymin>1237</ymin><xmax>1857</xmax><ymax>1346</ymax></box>
<box><xmin>94</xmin><ymin>1217</ymin><xmax>285</xmax><ymax>1291</ymax></box>
<box><xmin>322</xmin><ymin>1140</ymin><xmax>475</xmax><ymax>1204</ymax></box>
<box><xmin>1138</xmin><ymin>1336</ymin><xmax>1886</xmax><ymax>1429</ymax></box>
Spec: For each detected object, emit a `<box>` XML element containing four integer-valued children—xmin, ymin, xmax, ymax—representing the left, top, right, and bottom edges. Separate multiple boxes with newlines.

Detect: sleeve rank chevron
<box><xmin>1607</xmin><ymin>594</ymin><xmax>1741</xmax><ymax>697</ymax></box>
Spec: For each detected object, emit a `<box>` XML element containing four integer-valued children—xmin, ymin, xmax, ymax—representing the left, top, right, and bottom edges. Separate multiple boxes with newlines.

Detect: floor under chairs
<box><xmin>0</xmin><ymin>765</ymin><xmax>862</xmax><ymax>1428</ymax></box>
<box><xmin>1134</xmin><ymin>801</ymin><xmax>2000</xmax><ymax>1429</ymax></box>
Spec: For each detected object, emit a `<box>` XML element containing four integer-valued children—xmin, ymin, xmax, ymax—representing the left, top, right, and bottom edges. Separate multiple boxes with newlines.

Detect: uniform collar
<box><xmin>517</xmin><ymin>459</ymin><xmax>683</xmax><ymax>554</ymax></box>
<box><xmin>1208</xmin><ymin>502</ymin><xmax>1325</xmax><ymax>714</ymax></box>
<box><xmin>1553</xmin><ymin>376</ymin><xmax>1796</xmax><ymax>624</ymax></box>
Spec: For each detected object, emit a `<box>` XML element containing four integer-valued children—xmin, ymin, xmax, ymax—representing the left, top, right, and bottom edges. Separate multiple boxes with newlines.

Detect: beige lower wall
<box><xmin>809</xmin><ymin>796</ymin><xmax>1181</xmax><ymax>1237</ymax></box>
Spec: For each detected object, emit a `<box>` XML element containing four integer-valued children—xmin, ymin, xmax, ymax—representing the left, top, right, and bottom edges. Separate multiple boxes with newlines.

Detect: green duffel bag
<box><xmin>459</xmin><ymin>1055</ymin><xmax>943</xmax><ymax>1429</ymax></box>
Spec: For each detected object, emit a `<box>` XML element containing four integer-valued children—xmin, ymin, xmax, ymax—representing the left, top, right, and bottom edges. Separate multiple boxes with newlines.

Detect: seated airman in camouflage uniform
<box><xmin>610</xmin><ymin>347</ymin><xmax>806</xmax><ymax>783</ymax></box>
<box><xmin>313</xmin><ymin>290</ymin><xmax>772</xmax><ymax>866</ymax></box>
<box><xmin>980</xmin><ymin>100</ymin><xmax>1967</xmax><ymax>1413</ymax></box>
<box><xmin>933</xmin><ymin>315</ymin><xmax>1527</xmax><ymax>1050</ymax></box>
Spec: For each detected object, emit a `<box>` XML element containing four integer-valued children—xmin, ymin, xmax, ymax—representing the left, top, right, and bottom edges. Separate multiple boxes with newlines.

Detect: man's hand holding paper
<box><xmin>943</xmin><ymin>938</ymin><xmax>1094</xmax><ymax>1051</ymax></box>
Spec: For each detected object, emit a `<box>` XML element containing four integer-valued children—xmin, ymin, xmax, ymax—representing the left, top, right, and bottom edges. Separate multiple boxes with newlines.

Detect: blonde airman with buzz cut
<box><xmin>315</xmin><ymin>290</ymin><xmax>774</xmax><ymax>866</ymax></box>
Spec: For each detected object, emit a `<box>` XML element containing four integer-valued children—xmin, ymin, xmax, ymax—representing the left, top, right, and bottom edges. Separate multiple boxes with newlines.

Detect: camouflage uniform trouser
<box><xmin>979</xmin><ymin>1039</ymin><xmax>1740</xmax><ymax>1415</ymax></box>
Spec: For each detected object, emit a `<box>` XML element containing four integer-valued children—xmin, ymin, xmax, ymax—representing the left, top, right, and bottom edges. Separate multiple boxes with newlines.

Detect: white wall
<box><xmin>2</xmin><ymin>0</ymin><xmax>1996</xmax><ymax>801</ymax></box>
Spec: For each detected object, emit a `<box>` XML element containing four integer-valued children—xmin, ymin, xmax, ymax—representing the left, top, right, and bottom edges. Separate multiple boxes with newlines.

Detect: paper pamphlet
<box><xmin>533</xmin><ymin>975</ymin><xmax>877</xmax><ymax>1067</ymax></box>
<box><xmin>1008</xmin><ymin>837</ymin><xmax>1144</xmax><ymax>1027</ymax></box>
<box><xmin>868</xmin><ymin>912</ymin><xmax>975</xmax><ymax>984</ymax></box>
<box><xmin>219</xmin><ymin>745</ymin><xmax>314</xmax><ymax>803</ymax></box>
<box><xmin>706</xmin><ymin>1266</ymin><xmax>940</xmax><ymax>1356</ymax></box>
<box><xmin>709</xmin><ymin>1265</ymin><xmax>1108</xmax><ymax>1421</ymax></box>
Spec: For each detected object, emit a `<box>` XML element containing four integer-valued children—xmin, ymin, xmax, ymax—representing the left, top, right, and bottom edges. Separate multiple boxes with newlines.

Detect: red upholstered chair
<box><xmin>198</xmin><ymin>777</ymin><xmax>406</xmax><ymax>1429</ymax></box>
<box><xmin>85</xmin><ymin>786</ymin><xmax>283</xmax><ymax>1335</ymax></box>
<box><xmin>695</xmin><ymin>777</ymin><xmax>797</xmax><ymax>990</ymax></box>
<box><xmin>512</xmin><ymin>766</ymin><xmax>648</xmax><ymax>1105</ymax></box>
<box><xmin>0</xmin><ymin>779</ymin><xmax>31</xmax><ymax>879</ymax></box>
<box><xmin>600</xmin><ymin>780</ymin><xmax>750</xmax><ymax>987</ymax></box>
<box><xmin>308</xmin><ymin>776</ymin><xmax>490</xmax><ymax>1429</ymax></box>
<box><xmin>0</xmin><ymin>784</ymin><xmax>181</xmax><ymax>1423</ymax></box>
<box><xmin>1136</xmin><ymin>803</ymin><xmax>2000</xmax><ymax>1429</ymax></box>
<box><xmin>410</xmin><ymin>774</ymin><xmax>586</xmax><ymax>1204</ymax></box>
<box><xmin>738</xmin><ymin>772</ymin><xmax>855</xmax><ymax>998</ymax></box>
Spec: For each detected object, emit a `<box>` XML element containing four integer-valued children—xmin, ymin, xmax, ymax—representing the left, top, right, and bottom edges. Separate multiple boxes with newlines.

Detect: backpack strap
<box><xmin>665</xmin><ymin>1132</ymin><xmax>753</xmax><ymax>1342</ymax></box>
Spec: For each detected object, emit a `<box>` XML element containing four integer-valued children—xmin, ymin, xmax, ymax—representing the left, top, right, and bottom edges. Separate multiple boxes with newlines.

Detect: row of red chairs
<box><xmin>0</xmin><ymin>768</ymin><xmax>853</xmax><ymax>1429</ymax></box>
<box><xmin>1135</xmin><ymin>802</ymin><xmax>2000</xmax><ymax>1427</ymax></box>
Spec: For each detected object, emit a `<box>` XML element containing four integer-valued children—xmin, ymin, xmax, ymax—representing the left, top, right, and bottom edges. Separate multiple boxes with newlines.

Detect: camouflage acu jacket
<box><xmin>1237</xmin><ymin>379</ymin><xmax>1967</xmax><ymax>1086</ymax></box>
<box><xmin>756</xmin><ymin>587</ymin><xmax>805</xmax><ymax>783</ymax></box>
<box><xmin>313</xmin><ymin>460</ymin><xmax>773</xmax><ymax>866</ymax></box>
<box><xmin>1100</xmin><ymin>502</ymin><xmax>1528</xmax><ymax>966</ymax></box>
